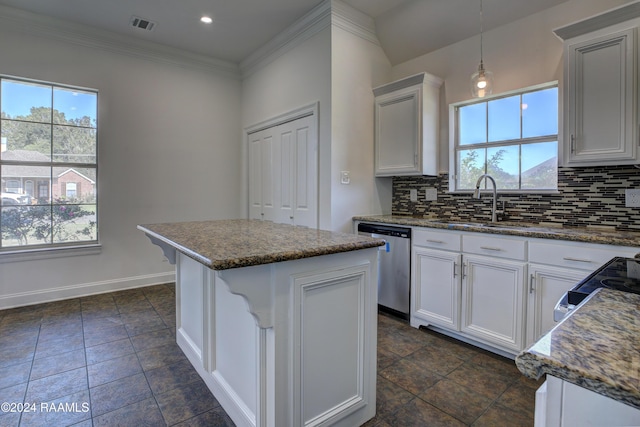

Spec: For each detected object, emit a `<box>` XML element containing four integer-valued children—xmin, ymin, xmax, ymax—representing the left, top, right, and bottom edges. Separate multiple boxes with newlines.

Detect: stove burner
<box><xmin>600</xmin><ymin>277</ymin><xmax>639</xmax><ymax>290</ymax></box>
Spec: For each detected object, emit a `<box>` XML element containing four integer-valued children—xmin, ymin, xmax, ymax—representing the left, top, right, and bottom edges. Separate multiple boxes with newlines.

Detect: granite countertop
<box><xmin>138</xmin><ymin>219</ymin><xmax>385</xmax><ymax>270</ymax></box>
<box><xmin>515</xmin><ymin>288</ymin><xmax>640</xmax><ymax>410</ymax></box>
<box><xmin>353</xmin><ymin>215</ymin><xmax>640</xmax><ymax>247</ymax></box>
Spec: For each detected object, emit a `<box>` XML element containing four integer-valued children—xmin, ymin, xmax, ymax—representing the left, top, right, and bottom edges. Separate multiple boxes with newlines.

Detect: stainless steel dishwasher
<box><xmin>358</xmin><ymin>222</ymin><xmax>411</xmax><ymax>319</ymax></box>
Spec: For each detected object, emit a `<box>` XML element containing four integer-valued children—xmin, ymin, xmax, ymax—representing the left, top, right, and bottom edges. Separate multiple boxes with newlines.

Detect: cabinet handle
<box><xmin>529</xmin><ymin>274</ymin><xmax>535</xmax><ymax>294</ymax></box>
<box><xmin>570</xmin><ymin>134</ymin><xmax>575</xmax><ymax>154</ymax></box>
<box><xmin>480</xmin><ymin>246</ymin><xmax>503</xmax><ymax>251</ymax></box>
<box><xmin>453</xmin><ymin>262</ymin><xmax>458</xmax><ymax>278</ymax></box>
<box><xmin>426</xmin><ymin>239</ymin><xmax>445</xmax><ymax>244</ymax></box>
<box><xmin>462</xmin><ymin>262</ymin><xmax>467</xmax><ymax>279</ymax></box>
<box><xmin>563</xmin><ymin>257</ymin><xmax>592</xmax><ymax>263</ymax></box>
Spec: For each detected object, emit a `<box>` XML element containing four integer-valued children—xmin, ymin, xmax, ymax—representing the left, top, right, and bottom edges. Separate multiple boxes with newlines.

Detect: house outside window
<box><xmin>0</xmin><ymin>77</ymin><xmax>98</xmax><ymax>251</ymax></box>
<box><xmin>449</xmin><ymin>82</ymin><xmax>558</xmax><ymax>192</ymax></box>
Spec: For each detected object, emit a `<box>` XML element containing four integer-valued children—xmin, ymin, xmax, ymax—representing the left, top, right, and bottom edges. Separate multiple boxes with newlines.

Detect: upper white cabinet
<box><xmin>373</xmin><ymin>72</ymin><xmax>443</xmax><ymax>176</ymax></box>
<box><xmin>555</xmin><ymin>3</ymin><xmax>640</xmax><ymax>166</ymax></box>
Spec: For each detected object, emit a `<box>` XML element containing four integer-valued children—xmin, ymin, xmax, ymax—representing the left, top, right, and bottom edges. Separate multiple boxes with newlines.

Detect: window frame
<box><xmin>0</xmin><ymin>75</ymin><xmax>100</xmax><ymax>256</ymax></box>
<box><xmin>448</xmin><ymin>81</ymin><xmax>559</xmax><ymax>194</ymax></box>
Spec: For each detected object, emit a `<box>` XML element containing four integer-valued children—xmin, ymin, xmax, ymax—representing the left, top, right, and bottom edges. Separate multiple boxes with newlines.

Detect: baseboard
<box><xmin>0</xmin><ymin>271</ymin><xmax>176</xmax><ymax>310</ymax></box>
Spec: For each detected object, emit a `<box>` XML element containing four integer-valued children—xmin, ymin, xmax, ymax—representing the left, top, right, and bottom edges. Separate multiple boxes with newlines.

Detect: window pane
<box><xmin>523</xmin><ymin>88</ymin><xmax>558</xmax><ymax>138</ymax></box>
<box><xmin>52</xmin><ymin>203</ymin><xmax>97</xmax><ymax>243</ymax></box>
<box><xmin>1</xmin><ymin>165</ymin><xmax>48</xmax><ymax>205</ymax></box>
<box><xmin>1</xmin><ymin>120</ymin><xmax>52</xmax><ymax>160</ymax></box>
<box><xmin>53</xmin><ymin>126</ymin><xmax>96</xmax><ymax>163</ymax></box>
<box><xmin>53</xmin><ymin>88</ymin><xmax>97</xmax><ymax>126</ymax></box>
<box><xmin>521</xmin><ymin>141</ymin><xmax>558</xmax><ymax>189</ymax></box>
<box><xmin>54</xmin><ymin>166</ymin><xmax>96</xmax><ymax>203</ymax></box>
<box><xmin>457</xmin><ymin>148</ymin><xmax>486</xmax><ymax>189</ymax></box>
<box><xmin>459</xmin><ymin>103</ymin><xmax>486</xmax><ymax>145</ymax></box>
<box><xmin>1</xmin><ymin>80</ymin><xmax>52</xmax><ymax>122</ymax></box>
<box><xmin>488</xmin><ymin>95</ymin><xmax>520</xmax><ymax>142</ymax></box>
<box><xmin>487</xmin><ymin>145</ymin><xmax>519</xmax><ymax>189</ymax></box>
<box><xmin>1</xmin><ymin>205</ymin><xmax>51</xmax><ymax>247</ymax></box>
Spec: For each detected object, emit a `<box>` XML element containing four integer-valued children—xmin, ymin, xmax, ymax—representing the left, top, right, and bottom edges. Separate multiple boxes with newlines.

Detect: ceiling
<box><xmin>0</xmin><ymin>0</ymin><xmax>571</xmax><ymax>66</ymax></box>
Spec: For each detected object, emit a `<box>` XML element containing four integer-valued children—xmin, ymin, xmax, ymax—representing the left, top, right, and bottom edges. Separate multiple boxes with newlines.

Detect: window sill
<box><xmin>0</xmin><ymin>243</ymin><xmax>102</xmax><ymax>264</ymax></box>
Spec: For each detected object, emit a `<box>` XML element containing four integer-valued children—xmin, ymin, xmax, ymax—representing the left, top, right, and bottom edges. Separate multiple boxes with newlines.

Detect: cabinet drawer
<box><xmin>413</xmin><ymin>228</ymin><xmax>461</xmax><ymax>251</ymax></box>
<box><xmin>529</xmin><ymin>240</ymin><xmax>638</xmax><ymax>270</ymax></box>
<box><xmin>462</xmin><ymin>234</ymin><xmax>526</xmax><ymax>260</ymax></box>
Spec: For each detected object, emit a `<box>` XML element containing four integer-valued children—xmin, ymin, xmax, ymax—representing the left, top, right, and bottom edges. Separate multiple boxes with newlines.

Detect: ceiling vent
<box><xmin>130</xmin><ymin>16</ymin><xmax>157</xmax><ymax>31</ymax></box>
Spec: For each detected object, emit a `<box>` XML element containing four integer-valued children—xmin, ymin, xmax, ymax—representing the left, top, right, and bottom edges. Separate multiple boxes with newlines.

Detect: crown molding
<box><xmin>239</xmin><ymin>0</ymin><xmax>381</xmax><ymax>79</ymax></box>
<box><xmin>330</xmin><ymin>0</ymin><xmax>380</xmax><ymax>46</ymax></box>
<box><xmin>0</xmin><ymin>5</ymin><xmax>240</xmax><ymax>80</ymax></box>
<box><xmin>554</xmin><ymin>1</ymin><xmax>640</xmax><ymax>40</ymax></box>
<box><xmin>239</xmin><ymin>0</ymin><xmax>332</xmax><ymax>79</ymax></box>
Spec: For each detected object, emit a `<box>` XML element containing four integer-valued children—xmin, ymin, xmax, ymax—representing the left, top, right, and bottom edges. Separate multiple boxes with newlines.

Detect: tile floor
<box><xmin>0</xmin><ymin>284</ymin><xmax>540</xmax><ymax>426</ymax></box>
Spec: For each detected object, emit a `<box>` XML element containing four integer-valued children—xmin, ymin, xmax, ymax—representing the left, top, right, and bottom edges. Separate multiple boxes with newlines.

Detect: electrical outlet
<box><xmin>410</xmin><ymin>189</ymin><xmax>418</xmax><ymax>202</ymax></box>
<box><xmin>625</xmin><ymin>189</ymin><xmax>640</xmax><ymax>207</ymax></box>
<box><xmin>424</xmin><ymin>188</ymin><xmax>438</xmax><ymax>201</ymax></box>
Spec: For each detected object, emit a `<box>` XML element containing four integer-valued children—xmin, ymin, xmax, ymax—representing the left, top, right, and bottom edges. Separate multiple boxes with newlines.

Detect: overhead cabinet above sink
<box><xmin>373</xmin><ymin>72</ymin><xmax>443</xmax><ymax>176</ymax></box>
<box><xmin>555</xmin><ymin>2</ymin><xmax>640</xmax><ymax>166</ymax></box>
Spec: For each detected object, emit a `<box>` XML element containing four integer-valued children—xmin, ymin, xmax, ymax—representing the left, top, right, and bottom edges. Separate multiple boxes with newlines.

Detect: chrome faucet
<box><xmin>473</xmin><ymin>174</ymin><xmax>499</xmax><ymax>222</ymax></box>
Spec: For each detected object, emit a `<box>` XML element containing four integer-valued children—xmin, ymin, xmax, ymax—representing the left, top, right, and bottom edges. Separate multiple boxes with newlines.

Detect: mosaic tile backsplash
<box><xmin>392</xmin><ymin>165</ymin><xmax>640</xmax><ymax>231</ymax></box>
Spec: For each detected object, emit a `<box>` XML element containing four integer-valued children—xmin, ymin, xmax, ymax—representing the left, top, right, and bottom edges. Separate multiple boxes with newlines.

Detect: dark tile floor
<box><xmin>0</xmin><ymin>284</ymin><xmax>540</xmax><ymax>426</ymax></box>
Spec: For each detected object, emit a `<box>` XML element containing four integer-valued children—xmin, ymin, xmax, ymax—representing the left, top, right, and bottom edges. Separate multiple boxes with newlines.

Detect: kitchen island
<box><xmin>515</xmin><ymin>288</ymin><xmax>640</xmax><ymax>426</ymax></box>
<box><xmin>138</xmin><ymin>220</ymin><xmax>385</xmax><ymax>427</ymax></box>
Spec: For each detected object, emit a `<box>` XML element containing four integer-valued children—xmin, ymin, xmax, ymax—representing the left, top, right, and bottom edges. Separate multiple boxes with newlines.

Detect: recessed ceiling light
<box><xmin>200</xmin><ymin>16</ymin><xmax>213</xmax><ymax>24</ymax></box>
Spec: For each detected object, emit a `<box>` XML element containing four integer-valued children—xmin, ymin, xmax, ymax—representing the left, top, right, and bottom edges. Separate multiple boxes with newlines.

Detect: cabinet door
<box><xmin>248</xmin><ymin>128</ymin><xmax>275</xmax><ymax>221</ymax></box>
<box><xmin>411</xmin><ymin>246</ymin><xmax>461</xmax><ymax>330</ymax></box>
<box><xmin>461</xmin><ymin>255</ymin><xmax>526</xmax><ymax>352</ymax></box>
<box><xmin>526</xmin><ymin>265</ymin><xmax>587</xmax><ymax>347</ymax></box>
<box><xmin>277</xmin><ymin>114</ymin><xmax>317</xmax><ymax>228</ymax></box>
<box><xmin>375</xmin><ymin>86</ymin><xmax>420</xmax><ymax>176</ymax></box>
<box><xmin>565</xmin><ymin>28</ymin><xmax>637</xmax><ymax>165</ymax></box>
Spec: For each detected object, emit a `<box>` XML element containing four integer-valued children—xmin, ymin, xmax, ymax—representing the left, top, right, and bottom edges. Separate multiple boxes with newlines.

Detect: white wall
<box><xmin>0</xmin><ymin>15</ymin><xmax>242</xmax><ymax>308</ymax></box>
<box><xmin>390</xmin><ymin>0</ymin><xmax>632</xmax><ymax>173</ymax></box>
<box><xmin>330</xmin><ymin>20</ymin><xmax>392</xmax><ymax>232</ymax></box>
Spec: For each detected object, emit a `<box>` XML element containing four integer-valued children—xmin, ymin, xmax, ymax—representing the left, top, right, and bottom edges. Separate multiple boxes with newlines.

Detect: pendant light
<box><xmin>471</xmin><ymin>0</ymin><xmax>493</xmax><ymax>98</ymax></box>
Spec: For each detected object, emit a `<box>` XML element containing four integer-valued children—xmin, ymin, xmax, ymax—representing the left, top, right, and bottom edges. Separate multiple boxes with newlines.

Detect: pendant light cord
<box><xmin>479</xmin><ymin>0</ymin><xmax>484</xmax><ymax>65</ymax></box>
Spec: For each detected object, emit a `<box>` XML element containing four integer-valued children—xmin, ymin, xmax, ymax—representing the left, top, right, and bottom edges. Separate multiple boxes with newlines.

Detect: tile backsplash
<box><xmin>392</xmin><ymin>165</ymin><xmax>640</xmax><ymax>231</ymax></box>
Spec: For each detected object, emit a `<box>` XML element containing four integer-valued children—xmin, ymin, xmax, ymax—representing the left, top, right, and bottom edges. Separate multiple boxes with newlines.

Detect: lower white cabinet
<box><xmin>461</xmin><ymin>255</ymin><xmax>526</xmax><ymax>353</ymax></box>
<box><xmin>526</xmin><ymin>265</ymin><xmax>586</xmax><ymax>347</ymax></box>
<box><xmin>535</xmin><ymin>376</ymin><xmax>640</xmax><ymax>427</ymax></box>
<box><xmin>412</xmin><ymin>229</ymin><xmax>527</xmax><ymax>355</ymax></box>
<box><xmin>411</xmin><ymin>227</ymin><xmax>639</xmax><ymax>356</ymax></box>
<box><xmin>412</xmin><ymin>246</ymin><xmax>461</xmax><ymax>330</ymax></box>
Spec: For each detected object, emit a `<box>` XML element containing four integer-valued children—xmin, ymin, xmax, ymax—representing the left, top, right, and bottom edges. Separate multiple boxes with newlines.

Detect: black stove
<box><xmin>567</xmin><ymin>257</ymin><xmax>640</xmax><ymax>305</ymax></box>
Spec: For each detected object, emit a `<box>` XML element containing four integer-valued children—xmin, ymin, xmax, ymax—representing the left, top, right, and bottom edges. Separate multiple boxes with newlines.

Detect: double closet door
<box><xmin>248</xmin><ymin>113</ymin><xmax>317</xmax><ymax>228</ymax></box>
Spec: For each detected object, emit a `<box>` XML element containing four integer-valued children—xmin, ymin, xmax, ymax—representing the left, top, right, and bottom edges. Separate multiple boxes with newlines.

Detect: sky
<box><xmin>1</xmin><ymin>80</ymin><xmax>97</xmax><ymax>122</ymax></box>
<box><xmin>458</xmin><ymin>87</ymin><xmax>558</xmax><ymax>175</ymax></box>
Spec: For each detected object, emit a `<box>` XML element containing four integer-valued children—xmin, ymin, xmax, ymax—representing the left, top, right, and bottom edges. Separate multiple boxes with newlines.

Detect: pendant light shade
<box><xmin>471</xmin><ymin>0</ymin><xmax>493</xmax><ymax>98</ymax></box>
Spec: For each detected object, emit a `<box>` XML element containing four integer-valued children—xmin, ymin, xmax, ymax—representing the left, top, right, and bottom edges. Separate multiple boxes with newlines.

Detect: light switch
<box><xmin>410</xmin><ymin>189</ymin><xmax>418</xmax><ymax>202</ymax></box>
<box><xmin>424</xmin><ymin>188</ymin><xmax>438</xmax><ymax>201</ymax></box>
<box><xmin>340</xmin><ymin>171</ymin><xmax>350</xmax><ymax>185</ymax></box>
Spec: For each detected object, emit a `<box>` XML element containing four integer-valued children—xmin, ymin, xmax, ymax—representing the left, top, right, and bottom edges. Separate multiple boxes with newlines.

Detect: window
<box><xmin>450</xmin><ymin>83</ymin><xmax>558</xmax><ymax>192</ymax></box>
<box><xmin>0</xmin><ymin>77</ymin><xmax>98</xmax><ymax>251</ymax></box>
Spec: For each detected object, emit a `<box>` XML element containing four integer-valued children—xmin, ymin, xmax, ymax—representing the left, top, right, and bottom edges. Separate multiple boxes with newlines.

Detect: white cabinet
<box><xmin>535</xmin><ymin>376</ymin><xmax>640</xmax><ymax>427</ymax></box>
<box><xmin>411</xmin><ymin>229</ymin><xmax>461</xmax><ymax>330</ymax></box>
<box><xmin>461</xmin><ymin>235</ymin><xmax>527</xmax><ymax>353</ymax></box>
<box><xmin>411</xmin><ymin>226</ymin><xmax>640</xmax><ymax>356</ymax></box>
<box><xmin>526</xmin><ymin>265</ymin><xmax>586</xmax><ymax>347</ymax></box>
<box><xmin>526</xmin><ymin>239</ymin><xmax>639</xmax><ymax>346</ymax></box>
<box><xmin>412</xmin><ymin>229</ymin><xmax>527</xmax><ymax>355</ymax></box>
<box><xmin>554</xmin><ymin>4</ymin><xmax>640</xmax><ymax>166</ymax></box>
<box><xmin>373</xmin><ymin>72</ymin><xmax>443</xmax><ymax>176</ymax></box>
<box><xmin>248</xmin><ymin>113</ymin><xmax>318</xmax><ymax>227</ymax></box>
